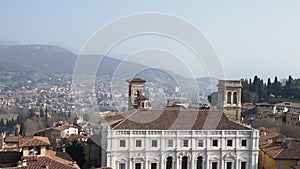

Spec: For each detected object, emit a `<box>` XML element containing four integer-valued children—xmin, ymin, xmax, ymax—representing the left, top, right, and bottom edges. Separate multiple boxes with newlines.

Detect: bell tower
<box><xmin>217</xmin><ymin>80</ymin><xmax>242</xmax><ymax>123</ymax></box>
<box><xmin>127</xmin><ymin>77</ymin><xmax>146</xmax><ymax>108</ymax></box>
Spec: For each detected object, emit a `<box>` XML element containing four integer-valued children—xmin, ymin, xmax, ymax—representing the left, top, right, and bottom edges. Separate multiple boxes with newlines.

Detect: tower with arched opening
<box><xmin>217</xmin><ymin>80</ymin><xmax>242</xmax><ymax>122</ymax></box>
<box><xmin>127</xmin><ymin>77</ymin><xmax>147</xmax><ymax>109</ymax></box>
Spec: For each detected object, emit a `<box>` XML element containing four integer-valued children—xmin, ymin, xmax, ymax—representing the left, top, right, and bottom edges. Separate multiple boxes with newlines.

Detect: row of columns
<box><xmin>107</xmin><ymin>152</ymin><xmax>258</xmax><ymax>169</ymax></box>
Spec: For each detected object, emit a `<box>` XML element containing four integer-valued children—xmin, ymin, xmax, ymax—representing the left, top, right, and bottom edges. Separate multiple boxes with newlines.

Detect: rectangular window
<box><xmin>152</xmin><ymin>140</ymin><xmax>158</xmax><ymax>147</ymax></box>
<box><xmin>213</xmin><ymin>140</ymin><xmax>218</xmax><ymax>147</ymax></box>
<box><xmin>151</xmin><ymin>163</ymin><xmax>157</xmax><ymax>169</ymax></box>
<box><xmin>226</xmin><ymin>162</ymin><xmax>232</xmax><ymax>169</ymax></box>
<box><xmin>241</xmin><ymin>162</ymin><xmax>246</xmax><ymax>169</ymax></box>
<box><xmin>227</xmin><ymin>140</ymin><xmax>233</xmax><ymax>147</ymax></box>
<box><xmin>119</xmin><ymin>163</ymin><xmax>125</xmax><ymax>169</ymax></box>
<box><xmin>212</xmin><ymin>162</ymin><xmax>218</xmax><ymax>169</ymax></box>
<box><xmin>198</xmin><ymin>139</ymin><xmax>204</xmax><ymax>147</ymax></box>
<box><xmin>120</xmin><ymin>140</ymin><xmax>126</xmax><ymax>147</ymax></box>
<box><xmin>242</xmin><ymin>140</ymin><xmax>247</xmax><ymax>147</ymax></box>
<box><xmin>183</xmin><ymin>139</ymin><xmax>189</xmax><ymax>147</ymax></box>
<box><xmin>135</xmin><ymin>163</ymin><xmax>141</xmax><ymax>169</ymax></box>
<box><xmin>136</xmin><ymin>140</ymin><xmax>142</xmax><ymax>147</ymax></box>
<box><xmin>167</xmin><ymin>139</ymin><xmax>173</xmax><ymax>147</ymax></box>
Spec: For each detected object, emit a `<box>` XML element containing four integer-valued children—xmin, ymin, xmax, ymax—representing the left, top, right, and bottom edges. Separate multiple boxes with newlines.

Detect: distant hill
<box><xmin>0</xmin><ymin>40</ymin><xmax>19</xmax><ymax>46</ymax></box>
<box><xmin>0</xmin><ymin>44</ymin><xmax>124</xmax><ymax>74</ymax></box>
<box><xmin>0</xmin><ymin>44</ymin><xmax>77</xmax><ymax>73</ymax></box>
<box><xmin>0</xmin><ymin>44</ymin><xmax>218</xmax><ymax>93</ymax></box>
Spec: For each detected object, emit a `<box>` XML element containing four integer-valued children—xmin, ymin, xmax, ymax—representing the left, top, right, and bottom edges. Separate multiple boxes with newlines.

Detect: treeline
<box><xmin>242</xmin><ymin>75</ymin><xmax>300</xmax><ymax>103</ymax></box>
<box><xmin>0</xmin><ymin>117</ymin><xmax>16</xmax><ymax>130</ymax></box>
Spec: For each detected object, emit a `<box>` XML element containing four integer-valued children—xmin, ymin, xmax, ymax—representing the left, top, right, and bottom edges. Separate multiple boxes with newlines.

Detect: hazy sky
<box><xmin>1</xmin><ymin>1</ymin><xmax>300</xmax><ymax>80</ymax></box>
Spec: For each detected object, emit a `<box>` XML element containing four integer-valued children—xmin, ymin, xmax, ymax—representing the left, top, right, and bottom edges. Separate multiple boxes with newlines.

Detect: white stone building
<box><xmin>51</xmin><ymin>125</ymin><xmax>78</xmax><ymax>138</ymax></box>
<box><xmin>101</xmin><ymin>108</ymin><xmax>259</xmax><ymax>169</ymax></box>
<box><xmin>91</xmin><ymin>78</ymin><xmax>259</xmax><ymax>169</ymax></box>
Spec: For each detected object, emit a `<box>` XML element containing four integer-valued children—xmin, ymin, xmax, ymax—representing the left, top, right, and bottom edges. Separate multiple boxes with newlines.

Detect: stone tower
<box><xmin>217</xmin><ymin>80</ymin><xmax>242</xmax><ymax>123</ymax></box>
<box><xmin>126</xmin><ymin>77</ymin><xmax>147</xmax><ymax>108</ymax></box>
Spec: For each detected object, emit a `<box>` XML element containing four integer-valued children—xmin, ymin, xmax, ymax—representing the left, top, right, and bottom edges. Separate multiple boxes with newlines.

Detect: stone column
<box><xmin>206</xmin><ymin>154</ymin><xmax>210</xmax><ymax>169</ymax></box>
<box><xmin>161</xmin><ymin>156</ymin><xmax>165</xmax><ymax>169</ymax></box>
<box><xmin>129</xmin><ymin>158</ymin><xmax>132</xmax><ymax>169</ymax></box>
<box><xmin>145</xmin><ymin>156</ymin><xmax>148</xmax><ymax>169</ymax></box>
<box><xmin>106</xmin><ymin>154</ymin><xmax>111</xmax><ymax>168</ymax></box>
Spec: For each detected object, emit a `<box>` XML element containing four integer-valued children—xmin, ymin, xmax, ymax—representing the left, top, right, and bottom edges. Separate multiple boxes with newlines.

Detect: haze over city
<box><xmin>1</xmin><ymin>1</ymin><xmax>300</xmax><ymax>80</ymax></box>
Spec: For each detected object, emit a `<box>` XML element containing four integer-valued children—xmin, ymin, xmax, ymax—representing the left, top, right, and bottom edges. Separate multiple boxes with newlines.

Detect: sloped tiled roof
<box><xmin>19</xmin><ymin>136</ymin><xmax>50</xmax><ymax>148</ymax></box>
<box><xmin>20</xmin><ymin>150</ymin><xmax>80</xmax><ymax>169</ymax></box>
<box><xmin>0</xmin><ymin>151</ymin><xmax>21</xmax><ymax>163</ymax></box>
<box><xmin>275</xmin><ymin>102</ymin><xmax>300</xmax><ymax>109</ymax></box>
<box><xmin>111</xmin><ymin>107</ymin><xmax>250</xmax><ymax>130</ymax></box>
<box><xmin>138</xmin><ymin>95</ymin><xmax>148</xmax><ymax>100</ymax></box>
<box><xmin>5</xmin><ymin>136</ymin><xmax>19</xmax><ymax>143</ymax></box>
<box><xmin>259</xmin><ymin>128</ymin><xmax>300</xmax><ymax>160</ymax></box>
<box><xmin>51</xmin><ymin>125</ymin><xmax>77</xmax><ymax>132</ymax></box>
<box><xmin>126</xmin><ymin>77</ymin><xmax>146</xmax><ymax>83</ymax></box>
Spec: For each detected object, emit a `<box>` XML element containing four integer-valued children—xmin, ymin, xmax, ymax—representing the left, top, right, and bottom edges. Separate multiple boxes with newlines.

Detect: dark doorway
<box><xmin>135</xmin><ymin>163</ymin><xmax>141</xmax><ymax>169</ymax></box>
<box><xmin>181</xmin><ymin>156</ymin><xmax>188</xmax><ymax>169</ymax></box>
<box><xmin>166</xmin><ymin>157</ymin><xmax>173</xmax><ymax>169</ymax></box>
<box><xmin>197</xmin><ymin>156</ymin><xmax>203</xmax><ymax>169</ymax></box>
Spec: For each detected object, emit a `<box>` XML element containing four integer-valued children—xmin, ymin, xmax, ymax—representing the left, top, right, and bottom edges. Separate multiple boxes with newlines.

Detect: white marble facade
<box><xmin>103</xmin><ymin>129</ymin><xmax>259</xmax><ymax>169</ymax></box>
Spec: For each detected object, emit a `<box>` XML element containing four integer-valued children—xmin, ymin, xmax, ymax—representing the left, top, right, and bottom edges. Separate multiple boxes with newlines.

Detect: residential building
<box><xmin>51</xmin><ymin>124</ymin><xmax>78</xmax><ymax>138</ymax></box>
<box><xmin>286</xmin><ymin>112</ymin><xmax>300</xmax><ymax>127</ymax></box>
<box><xmin>0</xmin><ymin>136</ymin><xmax>80</xmax><ymax>169</ymax></box>
<box><xmin>258</xmin><ymin>127</ymin><xmax>300</xmax><ymax>169</ymax></box>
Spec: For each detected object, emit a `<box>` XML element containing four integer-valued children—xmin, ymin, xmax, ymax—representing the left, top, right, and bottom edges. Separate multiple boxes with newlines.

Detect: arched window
<box><xmin>233</xmin><ymin>92</ymin><xmax>238</xmax><ymax>104</ymax></box>
<box><xmin>134</xmin><ymin>90</ymin><xmax>140</xmax><ymax>104</ymax></box>
<box><xmin>197</xmin><ymin>156</ymin><xmax>203</xmax><ymax>169</ymax></box>
<box><xmin>166</xmin><ymin>157</ymin><xmax>173</xmax><ymax>169</ymax></box>
<box><xmin>141</xmin><ymin>102</ymin><xmax>144</xmax><ymax>108</ymax></box>
<box><xmin>181</xmin><ymin>156</ymin><xmax>188</xmax><ymax>169</ymax></box>
<box><xmin>227</xmin><ymin>92</ymin><xmax>232</xmax><ymax>104</ymax></box>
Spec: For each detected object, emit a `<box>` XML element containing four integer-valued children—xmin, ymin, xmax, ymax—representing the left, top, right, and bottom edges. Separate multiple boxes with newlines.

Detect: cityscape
<box><xmin>1</xmin><ymin>1</ymin><xmax>300</xmax><ymax>169</ymax></box>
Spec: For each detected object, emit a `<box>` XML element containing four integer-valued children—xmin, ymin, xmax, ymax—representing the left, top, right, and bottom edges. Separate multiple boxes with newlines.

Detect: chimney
<box><xmin>268</xmin><ymin>139</ymin><xmax>273</xmax><ymax>144</ymax></box>
<box><xmin>73</xmin><ymin>161</ymin><xmax>77</xmax><ymax>167</ymax></box>
<box><xmin>22</xmin><ymin>159</ymin><xmax>27</xmax><ymax>167</ymax></box>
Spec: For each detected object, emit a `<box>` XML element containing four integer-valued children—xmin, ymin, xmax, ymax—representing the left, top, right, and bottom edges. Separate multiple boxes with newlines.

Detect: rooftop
<box><xmin>0</xmin><ymin>151</ymin><xmax>22</xmax><ymax>164</ymax></box>
<box><xmin>109</xmin><ymin>107</ymin><xmax>251</xmax><ymax>130</ymax></box>
<box><xmin>259</xmin><ymin>127</ymin><xmax>300</xmax><ymax>160</ymax></box>
<box><xmin>126</xmin><ymin>77</ymin><xmax>146</xmax><ymax>83</ymax></box>
<box><xmin>19</xmin><ymin>136</ymin><xmax>50</xmax><ymax>148</ymax></box>
<box><xmin>20</xmin><ymin>150</ymin><xmax>80</xmax><ymax>169</ymax></box>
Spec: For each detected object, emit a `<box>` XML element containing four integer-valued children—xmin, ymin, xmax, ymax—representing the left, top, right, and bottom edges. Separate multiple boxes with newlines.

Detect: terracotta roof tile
<box><xmin>5</xmin><ymin>136</ymin><xmax>19</xmax><ymax>143</ymax></box>
<box><xmin>19</xmin><ymin>136</ymin><xmax>50</xmax><ymax>148</ymax></box>
<box><xmin>0</xmin><ymin>151</ymin><xmax>22</xmax><ymax>163</ymax></box>
<box><xmin>259</xmin><ymin>128</ymin><xmax>300</xmax><ymax>160</ymax></box>
<box><xmin>21</xmin><ymin>150</ymin><xmax>80</xmax><ymax>169</ymax></box>
<box><xmin>138</xmin><ymin>95</ymin><xmax>148</xmax><ymax>100</ymax></box>
<box><xmin>126</xmin><ymin>77</ymin><xmax>146</xmax><ymax>83</ymax></box>
<box><xmin>111</xmin><ymin>108</ymin><xmax>250</xmax><ymax>130</ymax></box>
<box><xmin>275</xmin><ymin>102</ymin><xmax>300</xmax><ymax>109</ymax></box>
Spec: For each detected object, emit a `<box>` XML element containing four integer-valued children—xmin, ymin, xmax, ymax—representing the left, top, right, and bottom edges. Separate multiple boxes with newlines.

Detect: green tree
<box><xmin>267</xmin><ymin>78</ymin><xmax>272</xmax><ymax>96</ymax></box>
<box><xmin>20</xmin><ymin>121</ymin><xmax>26</xmax><ymax>136</ymax></box>
<box><xmin>40</xmin><ymin>107</ymin><xmax>45</xmax><ymax>117</ymax></box>
<box><xmin>0</xmin><ymin>118</ymin><xmax>4</xmax><ymax>128</ymax></box>
<box><xmin>66</xmin><ymin>140</ymin><xmax>87</xmax><ymax>168</ymax></box>
<box><xmin>273</xmin><ymin>76</ymin><xmax>282</xmax><ymax>97</ymax></box>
